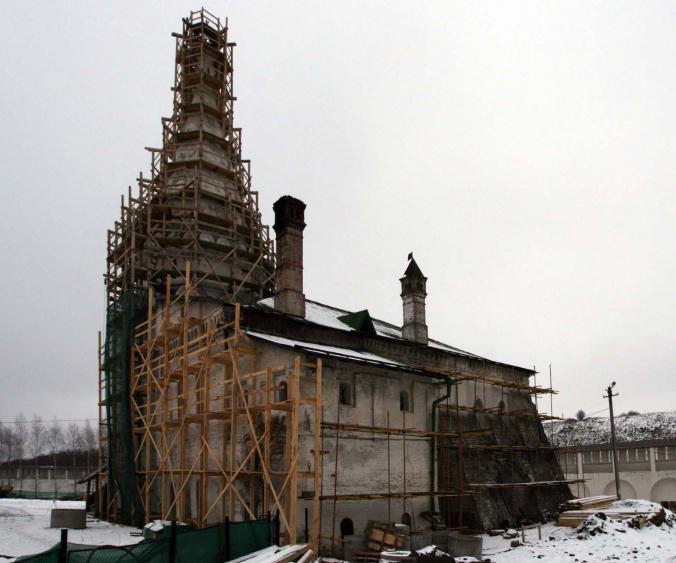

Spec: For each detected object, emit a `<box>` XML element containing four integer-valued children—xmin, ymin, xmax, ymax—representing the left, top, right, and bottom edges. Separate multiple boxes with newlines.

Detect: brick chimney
<box><xmin>400</xmin><ymin>253</ymin><xmax>428</xmax><ymax>345</ymax></box>
<box><xmin>273</xmin><ymin>196</ymin><xmax>306</xmax><ymax>317</ymax></box>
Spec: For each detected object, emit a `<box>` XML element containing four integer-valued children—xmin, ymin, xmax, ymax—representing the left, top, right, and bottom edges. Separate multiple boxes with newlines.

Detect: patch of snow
<box><xmin>253</xmin><ymin>299</ymin><xmax>485</xmax><ymax>360</ymax></box>
<box><xmin>246</xmin><ymin>331</ymin><xmax>410</xmax><ymax>368</ymax></box>
<box><xmin>0</xmin><ymin>499</ymin><xmax>142</xmax><ymax>560</ymax></box>
<box><xmin>142</xmin><ymin>519</ymin><xmax>188</xmax><ymax>533</ymax></box>
<box><xmin>546</xmin><ymin>411</ymin><xmax>676</xmax><ymax>446</ymax></box>
<box><xmin>482</xmin><ymin>500</ymin><xmax>676</xmax><ymax>562</ymax></box>
<box><xmin>243</xmin><ymin>544</ymin><xmax>306</xmax><ymax>563</ymax></box>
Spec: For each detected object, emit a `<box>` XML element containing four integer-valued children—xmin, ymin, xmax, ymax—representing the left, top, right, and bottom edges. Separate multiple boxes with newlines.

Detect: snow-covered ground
<box><xmin>3</xmin><ymin>499</ymin><xmax>676</xmax><ymax>562</ymax></box>
<box><xmin>408</xmin><ymin>501</ymin><xmax>676</xmax><ymax>563</ymax></box>
<box><xmin>0</xmin><ymin>499</ymin><xmax>142</xmax><ymax>561</ymax></box>
<box><xmin>471</xmin><ymin>500</ymin><xmax>676</xmax><ymax>562</ymax></box>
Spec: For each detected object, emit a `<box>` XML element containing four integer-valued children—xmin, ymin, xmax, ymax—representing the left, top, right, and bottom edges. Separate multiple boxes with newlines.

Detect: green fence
<box><xmin>15</xmin><ymin>544</ymin><xmax>60</xmax><ymax>563</ymax></box>
<box><xmin>12</xmin><ymin>516</ymin><xmax>278</xmax><ymax>563</ymax></box>
<box><xmin>227</xmin><ymin>518</ymin><xmax>275</xmax><ymax>560</ymax></box>
<box><xmin>7</xmin><ymin>490</ymin><xmax>81</xmax><ymax>501</ymax></box>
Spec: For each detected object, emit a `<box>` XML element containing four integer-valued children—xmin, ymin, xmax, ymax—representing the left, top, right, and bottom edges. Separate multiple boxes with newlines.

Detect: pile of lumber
<box><xmin>558</xmin><ymin>508</ymin><xmax>661</xmax><ymax>527</ymax></box>
<box><xmin>560</xmin><ymin>495</ymin><xmax>618</xmax><ymax>512</ymax></box>
<box><xmin>228</xmin><ymin>544</ymin><xmax>311</xmax><ymax>563</ymax></box>
<box><xmin>557</xmin><ymin>495</ymin><xmax>663</xmax><ymax>527</ymax></box>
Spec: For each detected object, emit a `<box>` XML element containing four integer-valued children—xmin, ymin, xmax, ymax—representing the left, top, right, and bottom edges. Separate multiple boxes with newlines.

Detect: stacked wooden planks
<box><xmin>557</xmin><ymin>495</ymin><xmax>663</xmax><ymax>527</ymax></box>
<box><xmin>560</xmin><ymin>495</ymin><xmax>618</xmax><ymax>512</ymax></box>
<box><xmin>227</xmin><ymin>544</ymin><xmax>310</xmax><ymax>563</ymax></box>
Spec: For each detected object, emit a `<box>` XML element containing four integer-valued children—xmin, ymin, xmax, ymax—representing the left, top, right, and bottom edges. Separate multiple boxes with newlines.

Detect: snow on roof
<box><xmin>546</xmin><ymin>411</ymin><xmax>676</xmax><ymax>447</ymax></box>
<box><xmin>254</xmin><ymin>297</ymin><xmax>485</xmax><ymax>359</ymax></box>
<box><xmin>246</xmin><ymin>331</ymin><xmax>413</xmax><ymax>371</ymax></box>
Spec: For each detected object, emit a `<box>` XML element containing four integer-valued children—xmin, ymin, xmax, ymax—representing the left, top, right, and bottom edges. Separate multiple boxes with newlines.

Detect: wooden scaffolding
<box><xmin>316</xmin><ymin>363</ymin><xmax>578</xmax><ymax>554</ymax></box>
<box><xmin>121</xmin><ymin>271</ymin><xmax>322</xmax><ymax>549</ymax></box>
<box><xmin>99</xmin><ymin>8</ymin><xmax>276</xmax><ymax>529</ymax></box>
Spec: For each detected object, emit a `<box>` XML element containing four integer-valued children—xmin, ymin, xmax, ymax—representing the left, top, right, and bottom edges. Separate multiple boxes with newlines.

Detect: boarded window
<box><xmin>278</xmin><ymin>381</ymin><xmax>288</xmax><ymax>402</ymax></box>
<box><xmin>339</xmin><ymin>382</ymin><xmax>353</xmax><ymax>406</ymax></box>
<box><xmin>400</xmin><ymin>390</ymin><xmax>411</xmax><ymax>412</ymax></box>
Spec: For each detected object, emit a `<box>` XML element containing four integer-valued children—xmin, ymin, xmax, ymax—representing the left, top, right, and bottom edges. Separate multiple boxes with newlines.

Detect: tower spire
<box><xmin>105</xmin><ymin>8</ymin><xmax>275</xmax><ymax>306</ymax></box>
<box><xmin>400</xmin><ymin>254</ymin><xmax>428</xmax><ymax>345</ymax></box>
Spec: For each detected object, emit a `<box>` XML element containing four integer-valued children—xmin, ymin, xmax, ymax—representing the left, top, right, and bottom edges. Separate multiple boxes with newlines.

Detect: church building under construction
<box><xmin>99</xmin><ymin>9</ymin><xmax>572</xmax><ymax>555</ymax></box>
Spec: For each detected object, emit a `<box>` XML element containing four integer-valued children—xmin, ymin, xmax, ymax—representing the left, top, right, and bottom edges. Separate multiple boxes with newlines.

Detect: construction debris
<box><xmin>365</xmin><ymin>520</ymin><xmax>407</xmax><ymax>551</ymax></box>
<box><xmin>228</xmin><ymin>544</ymin><xmax>310</xmax><ymax>563</ymax></box>
<box><xmin>560</xmin><ymin>495</ymin><xmax>618</xmax><ymax>512</ymax></box>
<box><xmin>558</xmin><ymin>497</ymin><xmax>665</xmax><ymax>528</ymax></box>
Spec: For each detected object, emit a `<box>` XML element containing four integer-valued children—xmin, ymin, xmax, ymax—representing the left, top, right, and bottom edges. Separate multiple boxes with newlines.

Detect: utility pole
<box><xmin>604</xmin><ymin>382</ymin><xmax>621</xmax><ymax>499</ymax></box>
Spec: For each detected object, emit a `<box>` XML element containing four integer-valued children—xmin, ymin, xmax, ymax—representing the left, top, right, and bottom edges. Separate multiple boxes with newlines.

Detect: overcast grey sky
<box><xmin>0</xmin><ymin>1</ymin><xmax>674</xmax><ymax>424</ymax></box>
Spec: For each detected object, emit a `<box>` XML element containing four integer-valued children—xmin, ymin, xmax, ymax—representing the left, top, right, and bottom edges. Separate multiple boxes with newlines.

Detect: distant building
<box><xmin>548</xmin><ymin>412</ymin><xmax>676</xmax><ymax>509</ymax></box>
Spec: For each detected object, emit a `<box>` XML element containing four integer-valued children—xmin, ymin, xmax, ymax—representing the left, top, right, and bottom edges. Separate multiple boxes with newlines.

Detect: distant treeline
<box><xmin>0</xmin><ymin>413</ymin><xmax>97</xmax><ymax>473</ymax></box>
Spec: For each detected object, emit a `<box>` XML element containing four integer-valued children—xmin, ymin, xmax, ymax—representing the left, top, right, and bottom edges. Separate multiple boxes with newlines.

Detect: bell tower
<box><xmin>400</xmin><ymin>253</ymin><xmax>428</xmax><ymax>345</ymax></box>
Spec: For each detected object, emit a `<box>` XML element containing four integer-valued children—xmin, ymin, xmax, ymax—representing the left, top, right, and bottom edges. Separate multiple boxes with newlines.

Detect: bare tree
<box><xmin>2</xmin><ymin>426</ymin><xmax>16</xmax><ymax>464</ymax></box>
<box><xmin>2</xmin><ymin>427</ymin><xmax>18</xmax><ymax>487</ymax></box>
<box><xmin>46</xmin><ymin>417</ymin><xmax>63</xmax><ymax>469</ymax></box>
<box><xmin>14</xmin><ymin>413</ymin><xmax>27</xmax><ymax>489</ymax></box>
<box><xmin>66</xmin><ymin>423</ymin><xmax>82</xmax><ymax>468</ymax></box>
<box><xmin>0</xmin><ymin>422</ymin><xmax>6</xmax><ymax>463</ymax></box>
<box><xmin>30</xmin><ymin>416</ymin><xmax>46</xmax><ymax>494</ymax></box>
<box><xmin>81</xmin><ymin>420</ymin><xmax>97</xmax><ymax>474</ymax></box>
<box><xmin>29</xmin><ymin>416</ymin><xmax>46</xmax><ymax>459</ymax></box>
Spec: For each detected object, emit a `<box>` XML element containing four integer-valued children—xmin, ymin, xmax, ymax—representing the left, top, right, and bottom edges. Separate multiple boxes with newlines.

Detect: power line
<box><xmin>0</xmin><ymin>418</ymin><xmax>97</xmax><ymax>424</ymax></box>
<box><xmin>586</xmin><ymin>407</ymin><xmax>609</xmax><ymax>416</ymax></box>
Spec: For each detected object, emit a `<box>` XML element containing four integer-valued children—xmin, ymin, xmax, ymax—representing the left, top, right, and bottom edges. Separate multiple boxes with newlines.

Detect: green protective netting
<box><xmin>227</xmin><ymin>519</ymin><xmax>272</xmax><ymax>560</ymax></box>
<box><xmin>175</xmin><ymin>525</ymin><xmax>224</xmax><ymax>563</ymax></box>
<box><xmin>104</xmin><ymin>288</ymin><xmax>147</xmax><ymax>526</ymax></box>
<box><xmin>7</xmin><ymin>490</ymin><xmax>80</xmax><ymax>501</ymax></box>
<box><xmin>14</xmin><ymin>545</ymin><xmax>60</xmax><ymax>563</ymax></box>
<box><xmin>67</xmin><ymin>539</ymin><xmax>170</xmax><ymax>563</ymax></box>
<box><xmin>13</xmin><ymin>518</ymin><xmax>274</xmax><ymax>563</ymax></box>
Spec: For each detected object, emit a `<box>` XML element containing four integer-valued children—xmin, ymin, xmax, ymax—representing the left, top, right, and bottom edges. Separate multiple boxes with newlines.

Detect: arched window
<box><xmin>339</xmin><ymin>382</ymin><xmax>353</xmax><ymax>406</ymax></box>
<box><xmin>340</xmin><ymin>517</ymin><xmax>354</xmax><ymax>538</ymax></box>
<box><xmin>401</xmin><ymin>512</ymin><xmax>412</xmax><ymax>527</ymax></box>
<box><xmin>400</xmin><ymin>390</ymin><xmax>411</xmax><ymax>412</ymax></box>
<box><xmin>474</xmin><ymin>398</ymin><xmax>483</xmax><ymax>411</ymax></box>
<box><xmin>498</xmin><ymin>400</ymin><xmax>505</xmax><ymax>413</ymax></box>
<box><xmin>278</xmin><ymin>381</ymin><xmax>288</xmax><ymax>402</ymax></box>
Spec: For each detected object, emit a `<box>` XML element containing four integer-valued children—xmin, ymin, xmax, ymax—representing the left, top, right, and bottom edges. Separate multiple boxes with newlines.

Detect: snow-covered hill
<box><xmin>545</xmin><ymin>411</ymin><xmax>676</xmax><ymax>447</ymax></box>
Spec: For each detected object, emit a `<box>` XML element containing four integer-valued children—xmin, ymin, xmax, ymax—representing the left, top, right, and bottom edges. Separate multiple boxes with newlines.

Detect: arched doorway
<box><xmin>650</xmin><ymin>477</ymin><xmax>676</xmax><ymax>509</ymax></box>
<box><xmin>603</xmin><ymin>479</ymin><xmax>637</xmax><ymax>498</ymax></box>
<box><xmin>340</xmin><ymin>517</ymin><xmax>354</xmax><ymax>538</ymax></box>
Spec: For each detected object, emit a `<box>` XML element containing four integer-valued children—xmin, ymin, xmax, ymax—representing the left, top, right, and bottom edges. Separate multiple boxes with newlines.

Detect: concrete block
<box><xmin>342</xmin><ymin>534</ymin><xmax>367</xmax><ymax>561</ymax></box>
<box><xmin>447</xmin><ymin>533</ymin><xmax>483</xmax><ymax>558</ymax></box>
<box><xmin>50</xmin><ymin>508</ymin><xmax>86</xmax><ymax>529</ymax></box>
<box><xmin>409</xmin><ymin>530</ymin><xmax>433</xmax><ymax>551</ymax></box>
<box><xmin>431</xmin><ymin>530</ymin><xmax>449</xmax><ymax>551</ymax></box>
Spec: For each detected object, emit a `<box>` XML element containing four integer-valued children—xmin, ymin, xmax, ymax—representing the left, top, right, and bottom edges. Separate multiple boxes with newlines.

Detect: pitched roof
<box><xmin>246</xmin><ymin>331</ymin><xmax>415</xmax><ymax>372</ymax></box>
<box><xmin>254</xmin><ymin>297</ymin><xmax>485</xmax><ymax>360</ymax></box>
<box><xmin>337</xmin><ymin>309</ymin><xmax>377</xmax><ymax>335</ymax></box>
<box><xmin>403</xmin><ymin>257</ymin><xmax>425</xmax><ymax>278</ymax></box>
